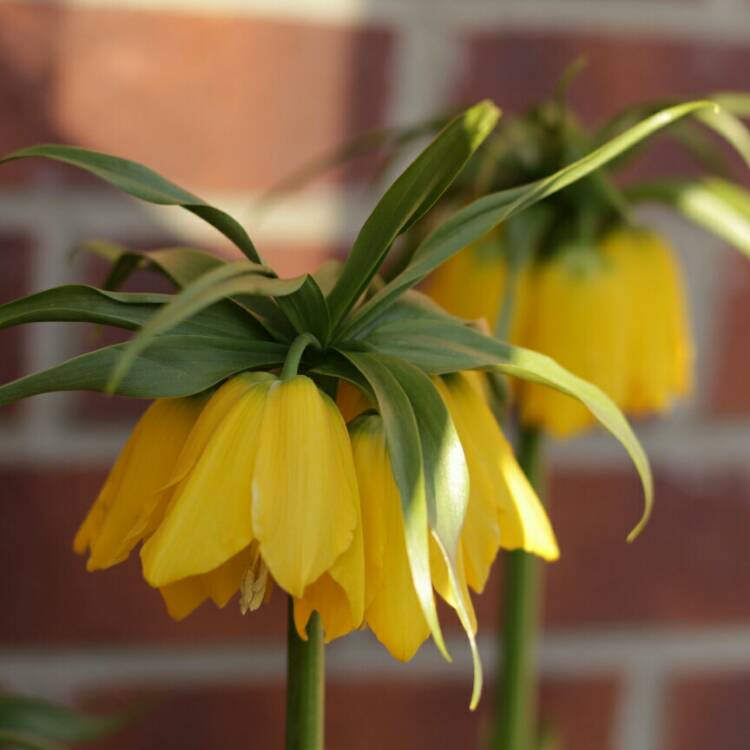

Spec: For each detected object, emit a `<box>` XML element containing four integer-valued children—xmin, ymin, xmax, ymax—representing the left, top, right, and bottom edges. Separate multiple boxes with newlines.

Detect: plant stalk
<box><xmin>491</xmin><ymin>425</ymin><xmax>545</xmax><ymax>750</ymax></box>
<box><xmin>285</xmin><ymin>598</ymin><xmax>325</xmax><ymax>750</ymax></box>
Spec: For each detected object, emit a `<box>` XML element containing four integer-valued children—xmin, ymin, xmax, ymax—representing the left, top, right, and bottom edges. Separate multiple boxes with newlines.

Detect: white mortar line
<box><xmin>445</xmin><ymin>1</ymin><xmax>750</xmax><ymax>43</ymax></box>
<box><xmin>0</xmin><ymin>188</ymin><xmax>371</xmax><ymax>251</ymax></box>
<box><xmin>613</xmin><ymin>665</ymin><xmax>667</xmax><ymax>750</ymax></box>
<box><xmin>34</xmin><ymin>0</ymin><xmax>750</xmax><ymax>42</ymax></box>
<box><xmin>38</xmin><ymin>0</ymin><xmax>416</xmax><ymax>25</ymax></box>
<box><xmin>4</xmin><ymin>627</ymin><xmax>750</xmax><ymax>695</ymax></box>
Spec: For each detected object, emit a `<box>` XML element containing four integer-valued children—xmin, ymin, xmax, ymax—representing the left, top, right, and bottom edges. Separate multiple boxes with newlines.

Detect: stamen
<box><xmin>239</xmin><ymin>541</ymin><xmax>269</xmax><ymax>614</ymax></box>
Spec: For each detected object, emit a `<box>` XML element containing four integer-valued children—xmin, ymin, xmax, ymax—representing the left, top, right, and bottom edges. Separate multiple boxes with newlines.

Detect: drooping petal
<box><xmin>602</xmin><ymin>228</ymin><xmax>693</xmax><ymax>415</ymax></box>
<box><xmin>520</xmin><ymin>248</ymin><xmax>628</xmax><ymax>437</ymax></box>
<box><xmin>76</xmin><ymin>396</ymin><xmax>206</xmax><ymax>571</ymax></box>
<box><xmin>252</xmin><ymin>376</ymin><xmax>359</xmax><ymax>598</ymax></box>
<box><xmin>351</xmin><ymin>415</ymin><xmax>430</xmax><ymax>661</ymax></box>
<box><xmin>158</xmin><ymin>547</ymin><xmax>255</xmax><ymax>621</ymax></box>
<box><xmin>169</xmin><ymin>372</ymin><xmax>274</xmax><ymax>486</ymax></box>
<box><xmin>442</xmin><ymin>373</ymin><xmax>558</xmax><ymax>566</ymax></box>
<box><xmin>435</xmin><ymin>375</ymin><xmax>502</xmax><ymax>592</ymax></box>
<box><xmin>141</xmin><ymin>380</ymin><xmax>272</xmax><ymax>587</ymax></box>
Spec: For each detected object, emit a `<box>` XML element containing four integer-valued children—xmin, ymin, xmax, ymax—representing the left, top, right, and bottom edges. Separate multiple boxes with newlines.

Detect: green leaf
<box><xmin>0</xmin><ymin>285</ymin><xmax>270</xmax><ymax>339</ymax></box>
<box><xmin>0</xmin><ymin>730</ymin><xmax>65</xmax><ymax>750</ymax></box>
<box><xmin>340</xmin><ymin>350</ymin><xmax>449</xmax><ymax>661</ymax></box>
<box><xmin>626</xmin><ymin>178</ymin><xmax>750</xmax><ymax>258</ymax></box>
<box><xmin>326</xmin><ymin>101</ymin><xmax>500</xmax><ymax>331</ymax></box>
<box><xmin>0</xmin><ymin>145</ymin><xmax>262</xmax><ymax>263</ymax></box>
<box><xmin>0</xmin><ymin>695</ymin><xmax>128</xmax><ymax>743</ymax></box>
<box><xmin>343</xmin><ymin>100</ymin><xmax>722</xmax><ymax>336</ymax></box>
<box><xmin>384</xmin><ymin>357</ymin><xmax>482</xmax><ymax>710</ymax></box>
<box><xmin>361</xmin><ymin>317</ymin><xmax>653</xmax><ymax>540</ymax></box>
<box><xmin>83</xmin><ymin>241</ymin><xmax>295</xmax><ymax>342</ymax></box>
<box><xmin>83</xmin><ymin>240</ymin><xmax>229</xmax><ymax>289</ymax></box>
<box><xmin>276</xmin><ymin>274</ymin><xmax>331</xmax><ymax>343</ymax></box>
<box><xmin>694</xmin><ymin>106</ymin><xmax>750</xmax><ymax>170</ymax></box>
<box><xmin>107</xmin><ymin>263</ymin><xmax>305</xmax><ymax>392</ymax></box>
<box><xmin>0</xmin><ymin>335</ymin><xmax>286</xmax><ymax>406</ymax></box>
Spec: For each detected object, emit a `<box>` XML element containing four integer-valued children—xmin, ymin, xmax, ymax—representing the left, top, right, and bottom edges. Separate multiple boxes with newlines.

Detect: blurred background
<box><xmin>1</xmin><ymin>1</ymin><xmax>749</xmax><ymax>748</ymax></box>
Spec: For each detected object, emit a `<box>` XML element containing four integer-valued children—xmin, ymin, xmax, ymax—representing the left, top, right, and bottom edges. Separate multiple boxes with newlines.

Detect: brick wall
<box><xmin>1</xmin><ymin>2</ymin><xmax>750</xmax><ymax>749</ymax></box>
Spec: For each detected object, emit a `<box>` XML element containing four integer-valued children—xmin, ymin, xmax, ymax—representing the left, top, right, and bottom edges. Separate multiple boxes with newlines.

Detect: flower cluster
<box><xmin>75</xmin><ymin>368</ymin><xmax>557</xmax><ymax>660</ymax></box>
<box><xmin>427</xmin><ymin>225</ymin><xmax>693</xmax><ymax>437</ymax></box>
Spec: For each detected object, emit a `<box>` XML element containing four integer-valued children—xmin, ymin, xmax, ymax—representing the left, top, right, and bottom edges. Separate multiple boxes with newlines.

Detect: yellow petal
<box><xmin>160</xmin><ymin>577</ymin><xmax>208</xmax><ymax>621</ymax></box>
<box><xmin>351</xmin><ymin>415</ymin><xmax>430</xmax><ymax>661</ymax></box>
<box><xmin>336</xmin><ymin>380</ymin><xmax>373</xmax><ymax>423</ymax></box>
<box><xmin>293</xmin><ymin>572</ymin><xmax>360</xmax><ymax>644</ymax></box>
<box><xmin>169</xmin><ymin>372</ymin><xmax>274</xmax><ymax>487</ymax></box>
<box><xmin>158</xmin><ymin>547</ymin><xmax>253</xmax><ymax>621</ymax></box>
<box><xmin>77</xmin><ymin>396</ymin><xmax>206</xmax><ymax>571</ymax></box>
<box><xmin>520</xmin><ymin>249</ymin><xmax>628</xmax><ymax>438</ymax></box>
<box><xmin>435</xmin><ymin>375</ymin><xmax>502</xmax><ymax>592</ymax></box>
<box><xmin>602</xmin><ymin>228</ymin><xmax>693</xmax><ymax>415</ymax></box>
<box><xmin>252</xmin><ymin>376</ymin><xmax>359</xmax><ymax>598</ymax></box>
<box><xmin>141</xmin><ymin>380</ymin><xmax>271</xmax><ymax>587</ymax></box>
<box><xmin>442</xmin><ymin>373</ymin><xmax>558</xmax><ymax>563</ymax></box>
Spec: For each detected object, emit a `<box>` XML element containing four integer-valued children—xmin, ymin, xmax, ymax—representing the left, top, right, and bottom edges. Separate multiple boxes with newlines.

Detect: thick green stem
<box><xmin>285</xmin><ymin>598</ymin><xmax>325</xmax><ymax>750</ymax></box>
<box><xmin>491</xmin><ymin>426</ymin><xmax>545</xmax><ymax>750</ymax></box>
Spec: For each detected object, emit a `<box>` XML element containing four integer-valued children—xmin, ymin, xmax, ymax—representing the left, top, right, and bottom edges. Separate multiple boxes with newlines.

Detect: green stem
<box><xmin>491</xmin><ymin>426</ymin><xmax>545</xmax><ymax>750</ymax></box>
<box><xmin>280</xmin><ymin>332</ymin><xmax>319</xmax><ymax>381</ymax></box>
<box><xmin>285</xmin><ymin>597</ymin><xmax>325</xmax><ymax>750</ymax></box>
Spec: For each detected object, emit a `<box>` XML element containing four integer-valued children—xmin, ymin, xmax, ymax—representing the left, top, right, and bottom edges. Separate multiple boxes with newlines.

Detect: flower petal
<box><xmin>169</xmin><ymin>373</ymin><xmax>274</xmax><ymax>486</ymax></box>
<box><xmin>252</xmin><ymin>376</ymin><xmax>359</xmax><ymax>598</ymax></box>
<box><xmin>141</xmin><ymin>381</ymin><xmax>271</xmax><ymax>587</ymax></box>
<box><xmin>351</xmin><ymin>416</ymin><xmax>430</xmax><ymax>661</ymax></box>
<box><xmin>77</xmin><ymin>396</ymin><xmax>206</xmax><ymax>571</ymax></box>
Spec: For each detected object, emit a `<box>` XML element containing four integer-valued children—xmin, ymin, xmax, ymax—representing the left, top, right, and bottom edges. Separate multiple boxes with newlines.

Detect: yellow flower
<box><xmin>424</xmin><ymin>232</ymin><xmax>530</xmax><ymax>343</ymax></box>
<box><xmin>519</xmin><ymin>246</ymin><xmax>629</xmax><ymax>437</ymax></box>
<box><xmin>600</xmin><ymin>227</ymin><xmax>693</xmax><ymax>415</ymax></box>
<box><xmin>76</xmin><ymin>373</ymin><xmax>365</xmax><ymax>639</ymax></box>
<box><xmin>436</xmin><ymin>372</ymin><xmax>558</xmax><ymax>593</ymax></box>
<box><xmin>74</xmin><ymin>395</ymin><xmax>207</xmax><ymax>571</ymax></box>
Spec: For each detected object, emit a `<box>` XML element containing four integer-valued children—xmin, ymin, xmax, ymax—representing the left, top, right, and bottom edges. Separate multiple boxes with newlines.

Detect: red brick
<box><xmin>0</xmin><ymin>467</ymin><xmax>287</xmax><ymax>645</ymax></box>
<box><xmin>666</xmin><ymin>673</ymin><xmax>750</xmax><ymax>750</ymax></box>
<box><xmin>0</xmin><ymin>3</ymin><xmax>394</xmax><ymax>190</ymax></box>
<box><xmin>80</xmin><ymin>676</ymin><xmax>619</xmax><ymax>750</ymax></box>
<box><xmin>710</xmin><ymin>253</ymin><xmax>750</xmax><ymax>415</ymax></box>
<box><xmin>471</xmin><ymin>467</ymin><xmax>750</xmax><ymax>630</ymax></box>
<box><xmin>455</xmin><ymin>32</ymin><xmax>750</xmax><ymax>181</ymax></box>
<box><xmin>0</xmin><ymin>233</ymin><xmax>33</xmax><ymax>420</ymax></box>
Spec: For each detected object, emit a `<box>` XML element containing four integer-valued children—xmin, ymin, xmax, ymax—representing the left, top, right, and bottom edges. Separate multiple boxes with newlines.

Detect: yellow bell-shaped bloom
<box><xmin>601</xmin><ymin>227</ymin><xmax>693</xmax><ymax>415</ymax></box>
<box><xmin>436</xmin><ymin>372</ymin><xmax>558</xmax><ymax>593</ymax></box>
<box><xmin>424</xmin><ymin>234</ymin><xmax>530</xmax><ymax>343</ymax></box>
<box><xmin>77</xmin><ymin>372</ymin><xmax>365</xmax><ymax>638</ymax></box>
<box><xmin>519</xmin><ymin>247</ymin><xmax>629</xmax><ymax>438</ymax></box>
<box><xmin>74</xmin><ymin>395</ymin><xmax>207</xmax><ymax>571</ymax></box>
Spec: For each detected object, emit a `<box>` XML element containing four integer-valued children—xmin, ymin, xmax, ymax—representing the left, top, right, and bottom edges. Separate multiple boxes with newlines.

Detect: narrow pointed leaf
<box><xmin>83</xmin><ymin>241</ymin><xmax>229</xmax><ymax>289</ymax></box>
<box><xmin>108</xmin><ymin>264</ymin><xmax>305</xmax><ymax>391</ymax></box>
<box><xmin>84</xmin><ymin>241</ymin><xmax>294</xmax><ymax>341</ymax></box>
<box><xmin>0</xmin><ymin>285</ymin><xmax>270</xmax><ymax>339</ymax></box>
<box><xmin>276</xmin><ymin>274</ymin><xmax>330</xmax><ymax>343</ymax></box>
<box><xmin>342</xmin><ymin>100</ymin><xmax>722</xmax><ymax>337</ymax></box>
<box><xmin>0</xmin><ymin>145</ymin><xmax>262</xmax><ymax>262</ymax></box>
<box><xmin>361</xmin><ymin>318</ymin><xmax>653</xmax><ymax>539</ymax></box>
<box><xmin>327</xmin><ymin>101</ymin><xmax>500</xmax><ymax>330</ymax></box>
<box><xmin>626</xmin><ymin>178</ymin><xmax>750</xmax><ymax>258</ymax></box>
<box><xmin>384</xmin><ymin>356</ymin><xmax>482</xmax><ymax>709</ymax></box>
<box><xmin>0</xmin><ymin>336</ymin><xmax>286</xmax><ymax>406</ymax></box>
